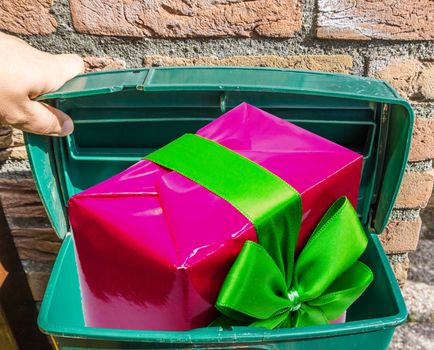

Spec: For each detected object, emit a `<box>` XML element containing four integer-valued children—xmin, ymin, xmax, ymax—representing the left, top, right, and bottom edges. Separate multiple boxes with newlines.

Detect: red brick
<box><xmin>369</xmin><ymin>58</ymin><xmax>434</xmax><ymax>101</ymax></box>
<box><xmin>317</xmin><ymin>0</ymin><xmax>434</xmax><ymax>40</ymax></box>
<box><xmin>369</xmin><ymin>58</ymin><xmax>434</xmax><ymax>161</ymax></box>
<box><xmin>380</xmin><ymin>217</ymin><xmax>422</xmax><ymax>253</ymax></box>
<box><xmin>396</xmin><ymin>170</ymin><xmax>434</xmax><ymax>208</ymax></box>
<box><xmin>11</xmin><ymin>227</ymin><xmax>60</xmax><ymax>263</ymax></box>
<box><xmin>0</xmin><ymin>146</ymin><xmax>27</xmax><ymax>162</ymax></box>
<box><xmin>389</xmin><ymin>254</ymin><xmax>409</xmax><ymax>287</ymax></box>
<box><xmin>70</xmin><ymin>0</ymin><xmax>301</xmax><ymax>38</ymax></box>
<box><xmin>0</xmin><ymin>177</ymin><xmax>37</xmax><ymax>192</ymax></box>
<box><xmin>0</xmin><ymin>182</ymin><xmax>46</xmax><ymax>218</ymax></box>
<box><xmin>11</xmin><ymin>128</ymin><xmax>24</xmax><ymax>147</ymax></box>
<box><xmin>409</xmin><ymin>118</ymin><xmax>434</xmax><ymax>161</ymax></box>
<box><xmin>84</xmin><ymin>56</ymin><xmax>126</xmax><ymax>72</ymax></box>
<box><xmin>0</xmin><ymin>125</ymin><xmax>13</xmax><ymax>149</ymax></box>
<box><xmin>26</xmin><ymin>271</ymin><xmax>50</xmax><ymax>301</ymax></box>
<box><xmin>0</xmin><ymin>0</ymin><xmax>56</xmax><ymax>35</ymax></box>
<box><xmin>14</xmin><ymin>238</ymin><xmax>60</xmax><ymax>262</ymax></box>
<box><xmin>0</xmin><ymin>129</ymin><xmax>29</xmax><ymax>161</ymax></box>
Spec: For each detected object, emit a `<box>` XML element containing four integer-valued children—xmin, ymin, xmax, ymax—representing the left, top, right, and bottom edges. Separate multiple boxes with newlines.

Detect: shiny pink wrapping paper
<box><xmin>69</xmin><ymin>103</ymin><xmax>363</xmax><ymax>331</ymax></box>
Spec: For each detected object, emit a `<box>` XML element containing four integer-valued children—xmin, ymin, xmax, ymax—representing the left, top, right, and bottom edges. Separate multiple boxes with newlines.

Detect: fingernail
<box><xmin>60</xmin><ymin>119</ymin><xmax>74</xmax><ymax>136</ymax></box>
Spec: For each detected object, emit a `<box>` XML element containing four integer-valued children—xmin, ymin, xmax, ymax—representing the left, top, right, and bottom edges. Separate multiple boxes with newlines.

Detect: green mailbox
<box><xmin>25</xmin><ymin>67</ymin><xmax>412</xmax><ymax>349</ymax></box>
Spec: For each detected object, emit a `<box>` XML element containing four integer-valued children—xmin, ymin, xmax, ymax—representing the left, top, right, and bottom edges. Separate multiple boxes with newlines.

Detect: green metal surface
<box><xmin>24</xmin><ymin>67</ymin><xmax>413</xmax><ymax>349</ymax></box>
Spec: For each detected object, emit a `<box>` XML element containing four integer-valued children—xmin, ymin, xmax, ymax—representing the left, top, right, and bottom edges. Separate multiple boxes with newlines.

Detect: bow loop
<box><xmin>216</xmin><ymin>241</ymin><xmax>292</xmax><ymax>322</ymax></box>
<box><xmin>293</xmin><ymin>197</ymin><xmax>368</xmax><ymax>301</ymax></box>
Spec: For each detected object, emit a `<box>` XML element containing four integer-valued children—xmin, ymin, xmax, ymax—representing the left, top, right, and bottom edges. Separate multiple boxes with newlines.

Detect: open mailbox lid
<box><xmin>25</xmin><ymin>67</ymin><xmax>413</xmax><ymax>239</ymax></box>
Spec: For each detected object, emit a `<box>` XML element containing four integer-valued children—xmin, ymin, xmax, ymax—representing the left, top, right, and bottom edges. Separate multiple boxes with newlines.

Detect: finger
<box><xmin>44</xmin><ymin>54</ymin><xmax>84</xmax><ymax>92</ymax></box>
<box><xmin>17</xmin><ymin>102</ymin><xmax>74</xmax><ymax>136</ymax></box>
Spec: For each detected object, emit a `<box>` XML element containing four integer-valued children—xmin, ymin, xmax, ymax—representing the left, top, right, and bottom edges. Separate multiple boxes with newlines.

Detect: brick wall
<box><xmin>0</xmin><ymin>0</ymin><xmax>433</xmax><ymax>300</ymax></box>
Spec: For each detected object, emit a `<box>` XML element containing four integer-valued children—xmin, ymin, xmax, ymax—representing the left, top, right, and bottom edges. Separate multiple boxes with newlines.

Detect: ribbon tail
<box><xmin>256</xmin><ymin>194</ymin><xmax>301</xmax><ymax>288</ymax></box>
<box><xmin>214</xmin><ymin>241</ymin><xmax>290</xmax><ymax>325</ymax></box>
<box><xmin>307</xmin><ymin>261</ymin><xmax>374</xmax><ymax>322</ymax></box>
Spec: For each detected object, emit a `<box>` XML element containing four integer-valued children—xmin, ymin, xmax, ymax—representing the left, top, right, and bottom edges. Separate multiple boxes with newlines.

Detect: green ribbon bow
<box><xmin>146</xmin><ymin>133</ymin><xmax>374</xmax><ymax>330</ymax></box>
<box><xmin>212</xmin><ymin>196</ymin><xmax>374</xmax><ymax>328</ymax></box>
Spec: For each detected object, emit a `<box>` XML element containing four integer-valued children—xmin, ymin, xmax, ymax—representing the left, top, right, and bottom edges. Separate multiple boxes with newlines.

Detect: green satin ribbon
<box><xmin>146</xmin><ymin>133</ymin><xmax>373</xmax><ymax>329</ymax></box>
<box><xmin>146</xmin><ymin>134</ymin><xmax>301</xmax><ymax>285</ymax></box>
<box><xmin>212</xmin><ymin>197</ymin><xmax>373</xmax><ymax>328</ymax></box>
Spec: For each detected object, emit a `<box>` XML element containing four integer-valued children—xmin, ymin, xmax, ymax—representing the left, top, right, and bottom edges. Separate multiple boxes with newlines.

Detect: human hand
<box><xmin>0</xmin><ymin>32</ymin><xmax>83</xmax><ymax>136</ymax></box>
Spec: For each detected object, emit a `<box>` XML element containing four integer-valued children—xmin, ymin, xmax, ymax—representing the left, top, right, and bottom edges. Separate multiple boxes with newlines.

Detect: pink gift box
<box><xmin>69</xmin><ymin>103</ymin><xmax>363</xmax><ymax>331</ymax></box>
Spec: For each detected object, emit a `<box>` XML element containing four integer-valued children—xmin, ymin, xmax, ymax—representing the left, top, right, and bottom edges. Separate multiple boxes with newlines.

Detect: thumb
<box><xmin>19</xmin><ymin>101</ymin><xmax>74</xmax><ymax>136</ymax></box>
